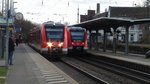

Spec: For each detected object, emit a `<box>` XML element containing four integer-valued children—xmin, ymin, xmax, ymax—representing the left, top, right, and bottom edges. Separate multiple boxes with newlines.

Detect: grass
<box><xmin>0</xmin><ymin>67</ymin><xmax>7</xmax><ymax>76</ymax></box>
<box><xmin>0</xmin><ymin>79</ymin><xmax>5</xmax><ymax>84</ymax></box>
<box><xmin>0</xmin><ymin>67</ymin><xmax>7</xmax><ymax>84</ymax></box>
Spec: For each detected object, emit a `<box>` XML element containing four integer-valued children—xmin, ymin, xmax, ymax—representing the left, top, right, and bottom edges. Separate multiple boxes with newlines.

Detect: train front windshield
<box><xmin>71</xmin><ymin>31</ymin><xmax>84</xmax><ymax>41</ymax></box>
<box><xmin>46</xmin><ymin>26</ymin><xmax>64</xmax><ymax>41</ymax></box>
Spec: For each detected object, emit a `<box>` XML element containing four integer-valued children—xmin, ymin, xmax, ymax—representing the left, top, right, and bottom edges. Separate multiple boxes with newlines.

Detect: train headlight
<box><xmin>47</xmin><ymin>42</ymin><xmax>53</xmax><ymax>47</ymax></box>
<box><xmin>71</xmin><ymin>42</ymin><xmax>74</xmax><ymax>45</ymax></box>
<box><xmin>58</xmin><ymin>42</ymin><xmax>63</xmax><ymax>47</ymax></box>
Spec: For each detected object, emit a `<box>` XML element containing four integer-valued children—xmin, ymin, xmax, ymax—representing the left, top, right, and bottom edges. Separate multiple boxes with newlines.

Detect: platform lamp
<box><xmin>5</xmin><ymin>0</ymin><xmax>10</xmax><ymax>67</ymax></box>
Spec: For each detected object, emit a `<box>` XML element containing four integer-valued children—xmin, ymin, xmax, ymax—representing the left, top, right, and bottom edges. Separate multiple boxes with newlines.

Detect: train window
<box><xmin>46</xmin><ymin>26</ymin><xmax>64</xmax><ymax>41</ymax></box>
<box><xmin>47</xmin><ymin>31</ymin><xmax>63</xmax><ymax>38</ymax></box>
<box><xmin>71</xmin><ymin>31</ymin><xmax>84</xmax><ymax>41</ymax></box>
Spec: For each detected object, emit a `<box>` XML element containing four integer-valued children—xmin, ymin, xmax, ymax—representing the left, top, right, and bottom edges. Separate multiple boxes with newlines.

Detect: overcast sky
<box><xmin>14</xmin><ymin>0</ymin><xmax>144</xmax><ymax>24</ymax></box>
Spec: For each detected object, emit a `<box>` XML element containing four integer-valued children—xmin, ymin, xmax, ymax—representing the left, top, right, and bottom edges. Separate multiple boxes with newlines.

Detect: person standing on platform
<box><xmin>8</xmin><ymin>36</ymin><xmax>15</xmax><ymax>65</ymax></box>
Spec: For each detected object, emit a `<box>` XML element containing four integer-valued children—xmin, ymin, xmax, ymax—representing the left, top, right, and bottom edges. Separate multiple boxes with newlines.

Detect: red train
<box><xmin>28</xmin><ymin>21</ymin><xmax>88</xmax><ymax>59</ymax></box>
<box><xmin>29</xmin><ymin>21</ymin><xmax>68</xmax><ymax>58</ymax></box>
<box><xmin>67</xmin><ymin>26</ymin><xmax>88</xmax><ymax>54</ymax></box>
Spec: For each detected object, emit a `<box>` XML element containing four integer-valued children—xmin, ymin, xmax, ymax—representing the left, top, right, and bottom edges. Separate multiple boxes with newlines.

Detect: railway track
<box><xmin>36</xmin><ymin>45</ymin><xmax>150</xmax><ymax>83</ymax></box>
<box><xmin>61</xmin><ymin>57</ymin><xmax>109</xmax><ymax>84</ymax></box>
<box><xmin>58</xmin><ymin>51</ymin><xmax>150</xmax><ymax>84</ymax></box>
<box><xmin>61</xmin><ymin>56</ymin><xmax>141</xmax><ymax>84</ymax></box>
<box><xmin>74</xmin><ymin>54</ymin><xmax>150</xmax><ymax>84</ymax></box>
<box><xmin>30</xmin><ymin>42</ymin><xmax>150</xmax><ymax>84</ymax></box>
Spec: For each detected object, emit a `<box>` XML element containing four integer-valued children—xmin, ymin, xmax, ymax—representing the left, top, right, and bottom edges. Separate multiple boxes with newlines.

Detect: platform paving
<box><xmin>6</xmin><ymin>44</ymin><xmax>78</xmax><ymax>84</ymax></box>
<box><xmin>87</xmin><ymin>49</ymin><xmax>150</xmax><ymax>66</ymax></box>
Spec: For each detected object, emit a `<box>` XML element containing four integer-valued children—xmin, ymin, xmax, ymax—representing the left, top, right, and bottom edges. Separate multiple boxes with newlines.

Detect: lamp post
<box><xmin>11</xmin><ymin>1</ymin><xmax>17</xmax><ymax>17</ymax></box>
<box><xmin>11</xmin><ymin>1</ymin><xmax>17</xmax><ymax>28</ymax></box>
<box><xmin>5</xmin><ymin>0</ymin><xmax>10</xmax><ymax>67</ymax></box>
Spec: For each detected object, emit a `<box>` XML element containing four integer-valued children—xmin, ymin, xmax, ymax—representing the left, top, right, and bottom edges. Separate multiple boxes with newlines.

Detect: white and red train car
<box><xmin>67</xmin><ymin>26</ymin><xmax>88</xmax><ymax>54</ymax></box>
<box><xmin>29</xmin><ymin>21</ymin><xmax>68</xmax><ymax>58</ymax></box>
<box><xmin>29</xmin><ymin>21</ymin><xmax>88</xmax><ymax>58</ymax></box>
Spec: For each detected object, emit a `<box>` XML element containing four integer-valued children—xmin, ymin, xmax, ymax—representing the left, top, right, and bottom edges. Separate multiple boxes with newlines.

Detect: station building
<box><xmin>80</xmin><ymin>4</ymin><xmax>150</xmax><ymax>43</ymax></box>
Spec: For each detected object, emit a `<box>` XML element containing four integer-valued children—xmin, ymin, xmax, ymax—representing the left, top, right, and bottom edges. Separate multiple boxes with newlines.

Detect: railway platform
<box><xmin>87</xmin><ymin>49</ymin><xmax>150</xmax><ymax>66</ymax></box>
<box><xmin>6</xmin><ymin>44</ymin><xmax>78</xmax><ymax>84</ymax></box>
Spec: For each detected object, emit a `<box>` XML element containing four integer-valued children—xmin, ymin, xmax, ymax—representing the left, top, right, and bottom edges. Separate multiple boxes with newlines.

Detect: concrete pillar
<box><xmin>95</xmin><ymin>29</ymin><xmax>99</xmax><ymax>50</ymax></box>
<box><xmin>103</xmin><ymin>29</ymin><xmax>106</xmax><ymax>52</ymax></box>
<box><xmin>89</xmin><ymin>30</ymin><xmax>92</xmax><ymax>50</ymax></box>
<box><xmin>125</xmin><ymin>26</ymin><xmax>129</xmax><ymax>55</ymax></box>
<box><xmin>113</xmin><ymin>28</ymin><xmax>117</xmax><ymax>53</ymax></box>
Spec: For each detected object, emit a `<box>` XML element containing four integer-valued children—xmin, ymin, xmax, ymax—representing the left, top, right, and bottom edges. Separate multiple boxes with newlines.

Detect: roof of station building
<box><xmin>72</xmin><ymin>17</ymin><xmax>150</xmax><ymax>30</ymax></box>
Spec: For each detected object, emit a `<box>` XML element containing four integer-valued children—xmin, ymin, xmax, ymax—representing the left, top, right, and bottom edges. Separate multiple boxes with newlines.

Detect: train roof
<box><xmin>68</xmin><ymin>26</ymin><xmax>86</xmax><ymax>31</ymax></box>
<box><xmin>43</xmin><ymin>21</ymin><xmax>65</xmax><ymax>27</ymax></box>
